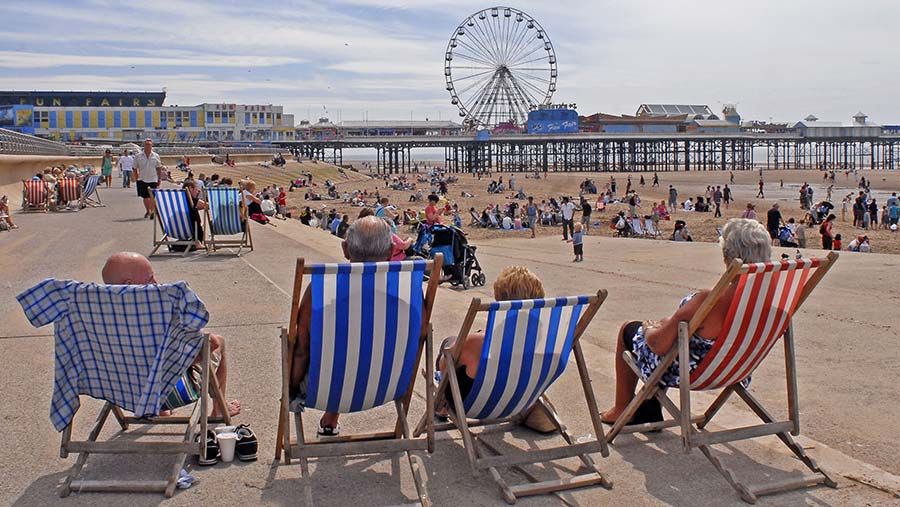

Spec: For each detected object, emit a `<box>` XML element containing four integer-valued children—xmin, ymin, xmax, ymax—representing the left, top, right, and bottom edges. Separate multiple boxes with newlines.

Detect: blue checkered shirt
<box><xmin>17</xmin><ymin>279</ymin><xmax>209</xmax><ymax>431</ymax></box>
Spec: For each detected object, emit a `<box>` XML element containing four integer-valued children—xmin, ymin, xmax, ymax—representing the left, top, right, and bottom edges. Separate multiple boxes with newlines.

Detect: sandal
<box><xmin>317</xmin><ymin>423</ymin><xmax>340</xmax><ymax>437</ymax></box>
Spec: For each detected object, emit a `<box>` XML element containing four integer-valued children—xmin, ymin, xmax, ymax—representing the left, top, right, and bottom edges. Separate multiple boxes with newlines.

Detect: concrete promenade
<box><xmin>1</xmin><ymin>183</ymin><xmax>898</xmax><ymax>506</ymax></box>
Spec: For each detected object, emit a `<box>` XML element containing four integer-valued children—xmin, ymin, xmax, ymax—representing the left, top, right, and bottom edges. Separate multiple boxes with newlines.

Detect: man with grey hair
<box><xmin>290</xmin><ymin>216</ymin><xmax>393</xmax><ymax>436</ymax></box>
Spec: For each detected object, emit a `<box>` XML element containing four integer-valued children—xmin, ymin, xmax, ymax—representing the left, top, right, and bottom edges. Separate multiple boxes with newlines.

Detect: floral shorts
<box><xmin>631</xmin><ymin>325</ymin><xmax>714</xmax><ymax>388</ymax></box>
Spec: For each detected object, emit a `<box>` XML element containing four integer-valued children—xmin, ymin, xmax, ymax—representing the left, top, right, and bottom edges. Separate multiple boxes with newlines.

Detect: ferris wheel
<box><xmin>444</xmin><ymin>6</ymin><xmax>557</xmax><ymax>128</ymax></box>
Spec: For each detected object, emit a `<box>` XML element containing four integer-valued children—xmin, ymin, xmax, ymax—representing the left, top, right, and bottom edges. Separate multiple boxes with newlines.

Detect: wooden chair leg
<box><xmin>445</xmin><ymin>357</ymin><xmax>479</xmax><ymax>475</ymax></box>
<box><xmin>293</xmin><ymin>411</ymin><xmax>313</xmax><ymax>505</ymax></box>
<box><xmin>572</xmin><ymin>343</ymin><xmax>610</xmax><ymax>458</ymax></box>
<box><xmin>60</xmin><ymin>403</ymin><xmax>113</xmax><ymax>497</ymax></box>
<box><xmin>110</xmin><ymin>406</ymin><xmax>129</xmax><ymax>431</ymax></box>
<box><xmin>394</xmin><ymin>400</ymin><xmax>431</xmax><ymax>507</ymax></box>
<box><xmin>606</xmin><ymin>351</ymin><xmax>668</xmax><ymax>442</ymax></box>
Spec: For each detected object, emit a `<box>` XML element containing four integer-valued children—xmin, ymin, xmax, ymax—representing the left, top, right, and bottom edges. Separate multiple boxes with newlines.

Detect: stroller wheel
<box><xmin>463</xmin><ymin>276</ymin><xmax>470</xmax><ymax>290</ymax></box>
<box><xmin>477</xmin><ymin>272</ymin><xmax>486</xmax><ymax>286</ymax></box>
<box><xmin>470</xmin><ymin>273</ymin><xmax>479</xmax><ymax>288</ymax></box>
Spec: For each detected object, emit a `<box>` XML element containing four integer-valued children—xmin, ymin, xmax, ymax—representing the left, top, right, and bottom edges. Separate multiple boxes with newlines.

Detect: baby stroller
<box><xmin>413</xmin><ymin>224</ymin><xmax>486</xmax><ymax>289</ymax></box>
<box><xmin>611</xmin><ymin>211</ymin><xmax>633</xmax><ymax>237</ymax></box>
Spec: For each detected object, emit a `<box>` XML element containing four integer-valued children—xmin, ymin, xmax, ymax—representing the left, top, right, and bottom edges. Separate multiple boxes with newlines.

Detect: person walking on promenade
<box><xmin>101</xmin><ymin>149</ymin><xmax>114</xmax><ymax>187</ymax></box>
<box><xmin>652</xmin><ymin>172</ymin><xmax>659</xmax><ymax>187</ymax></box>
<box><xmin>723</xmin><ymin>184</ymin><xmax>732</xmax><ymax>209</ymax></box>
<box><xmin>560</xmin><ymin>196</ymin><xmax>576</xmax><ymax>241</ymax></box>
<box><xmin>568</xmin><ymin>222</ymin><xmax>584</xmax><ymax>262</ymax></box>
<box><xmin>757</xmin><ymin>177</ymin><xmax>765</xmax><ymax>198</ymax></box>
<box><xmin>134</xmin><ymin>138</ymin><xmax>164</xmax><ymax>220</ymax></box>
<box><xmin>580</xmin><ymin>196</ymin><xmax>592</xmax><ymax>235</ymax></box>
<box><xmin>117</xmin><ymin>150</ymin><xmax>134</xmax><ymax>188</ymax></box>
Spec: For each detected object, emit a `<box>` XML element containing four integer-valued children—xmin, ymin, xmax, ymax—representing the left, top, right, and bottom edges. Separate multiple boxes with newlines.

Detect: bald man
<box><xmin>102</xmin><ymin>252</ymin><xmax>240</xmax><ymax>417</ymax></box>
<box><xmin>289</xmin><ymin>216</ymin><xmax>393</xmax><ymax>436</ymax></box>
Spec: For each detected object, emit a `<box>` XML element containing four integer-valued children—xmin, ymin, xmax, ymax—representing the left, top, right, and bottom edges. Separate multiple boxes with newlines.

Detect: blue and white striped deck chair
<box><xmin>276</xmin><ymin>256</ymin><xmax>443</xmax><ymax>506</ymax></box>
<box><xmin>151</xmin><ymin>189</ymin><xmax>197</xmax><ymax>256</ymax></box>
<box><xmin>16</xmin><ymin>279</ymin><xmax>231</xmax><ymax>497</ymax></box>
<box><xmin>421</xmin><ymin>291</ymin><xmax>612</xmax><ymax>503</ymax></box>
<box><xmin>204</xmin><ymin>186</ymin><xmax>252</xmax><ymax>255</ymax></box>
<box><xmin>82</xmin><ymin>174</ymin><xmax>104</xmax><ymax>207</ymax></box>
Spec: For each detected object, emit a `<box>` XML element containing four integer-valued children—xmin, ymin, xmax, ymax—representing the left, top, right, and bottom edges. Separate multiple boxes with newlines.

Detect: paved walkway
<box><xmin>1</xmin><ymin>183</ymin><xmax>898</xmax><ymax>506</ymax></box>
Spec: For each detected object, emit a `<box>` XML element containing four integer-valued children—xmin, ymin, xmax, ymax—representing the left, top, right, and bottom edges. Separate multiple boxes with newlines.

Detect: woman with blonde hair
<box><xmin>435</xmin><ymin>265</ymin><xmax>555</xmax><ymax>432</ymax></box>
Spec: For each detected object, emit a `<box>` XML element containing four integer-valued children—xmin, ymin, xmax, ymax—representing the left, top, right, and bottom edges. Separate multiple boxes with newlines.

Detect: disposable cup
<box><xmin>215</xmin><ymin>425</ymin><xmax>236</xmax><ymax>435</ymax></box>
<box><xmin>217</xmin><ymin>432</ymin><xmax>237</xmax><ymax>462</ymax></box>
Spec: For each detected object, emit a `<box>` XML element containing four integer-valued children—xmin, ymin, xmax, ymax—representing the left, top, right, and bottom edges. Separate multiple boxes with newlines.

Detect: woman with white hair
<box><xmin>601</xmin><ymin>218</ymin><xmax>772</xmax><ymax>425</ymax></box>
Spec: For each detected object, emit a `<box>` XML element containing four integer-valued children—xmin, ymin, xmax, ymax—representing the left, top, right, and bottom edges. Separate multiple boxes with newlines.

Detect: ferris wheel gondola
<box><xmin>444</xmin><ymin>6</ymin><xmax>557</xmax><ymax>128</ymax></box>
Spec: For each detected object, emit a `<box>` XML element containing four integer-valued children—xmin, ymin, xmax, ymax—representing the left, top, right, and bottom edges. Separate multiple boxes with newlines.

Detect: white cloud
<box><xmin>0</xmin><ymin>51</ymin><xmax>304</xmax><ymax>69</ymax></box>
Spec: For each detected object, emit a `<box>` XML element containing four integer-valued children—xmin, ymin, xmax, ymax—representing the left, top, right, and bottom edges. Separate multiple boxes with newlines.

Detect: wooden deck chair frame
<box><xmin>56</xmin><ymin>178</ymin><xmax>83</xmax><ymax>212</ymax></box>
<box><xmin>82</xmin><ymin>174</ymin><xmax>105</xmax><ymax>208</ymax></box>
<box><xmin>203</xmin><ymin>187</ymin><xmax>253</xmax><ymax>256</ymax></box>
<box><xmin>22</xmin><ymin>180</ymin><xmax>49</xmax><ymax>212</ymax></box>
<box><xmin>606</xmin><ymin>252</ymin><xmax>839</xmax><ymax>504</ymax></box>
<box><xmin>58</xmin><ymin>334</ymin><xmax>232</xmax><ymax>497</ymax></box>
<box><xmin>275</xmin><ymin>255</ymin><xmax>443</xmax><ymax>506</ymax></box>
<box><xmin>416</xmin><ymin>290</ymin><xmax>612</xmax><ymax>504</ymax></box>
<box><xmin>150</xmin><ymin>189</ymin><xmax>198</xmax><ymax>257</ymax></box>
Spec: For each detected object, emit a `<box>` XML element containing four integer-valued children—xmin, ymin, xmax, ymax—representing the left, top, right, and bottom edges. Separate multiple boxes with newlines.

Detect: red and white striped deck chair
<box><xmin>607</xmin><ymin>253</ymin><xmax>839</xmax><ymax>504</ymax></box>
<box><xmin>22</xmin><ymin>180</ymin><xmax>49</xmax><ymax>212</ymax></box>
<box><xmin>57</xmin><ymin>178</ymin><xmax>83</xmax><ymax>211</ymax></box>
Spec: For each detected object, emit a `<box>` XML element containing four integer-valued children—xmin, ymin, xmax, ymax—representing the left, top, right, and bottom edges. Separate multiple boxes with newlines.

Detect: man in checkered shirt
<box><xmin>102</xmin><ymin>252</ymin><xmax>241</xmax><ymax>418</ymax></box>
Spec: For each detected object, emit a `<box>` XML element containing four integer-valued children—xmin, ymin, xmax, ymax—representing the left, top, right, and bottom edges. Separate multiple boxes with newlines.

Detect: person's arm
<box><xmin>643</xmin><ymin>290</ymin><xmax>710</xmax><ymax>355</ymax></box>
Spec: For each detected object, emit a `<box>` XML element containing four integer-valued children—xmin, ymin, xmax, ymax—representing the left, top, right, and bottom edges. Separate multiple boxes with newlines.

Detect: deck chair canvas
<box><xmin>276</xmin><ymin>256</ymin><xmax>443</xmax><ymax>506</ymax></box>
<box><xmin>645</xmin><ymin>219</ymin><xmax>661</xmax><ymax>237</ymax></box>
<box><xmin>204</xmin><ymin>187</ymin><xmax>252</xmax><ymax>255</ymax></box>
<box><xmin>606</xmin><ymin>253</ymin><xmax>839</xmax><ymax>504</ymax></box>
<box><xmin>82</xmin><ymin>174</ymin><xmax>104</xmax><ymax>207</ymax></box>
<box><xmin>22</xmin><ymin>179</ymin><xmax>49</xmax><ymax>212</ymax></box>
<box><xmin>630</xmin><ymin>217</ymin><xmax>645</xmax><ymax>236</ymax></box>
<box><xmin>151</xmin><ymin>189</ymin><xmax>198</xmax><ymax>256</ymax></box>
<box><xmin>56</xmin><ymin>178</ymin><xmax>83</xmax><ymax>211</ymax></box>
<box><xmin>16</xmin><ymin>280</ymin><xmax>231</xmax><ymax>497</ymax></box>
<box><xmin>416</xmin><ymin>291</ymin><xmax>612</xmax><ymax>504</ymax></box>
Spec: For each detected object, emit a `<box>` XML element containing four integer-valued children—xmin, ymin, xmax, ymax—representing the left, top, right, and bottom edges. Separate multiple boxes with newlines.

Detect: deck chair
<box><xmin>416</xmin><ymin>292</ymin><xmax>612</xmax><ymax>504</ymax></box>
<box><xmin>276</xmin><ymin>256</ymin><xmax>443</xmax><ymax>506</ymax></box>
<box><xmin>204</xmin><ymin>186</ymin><xmax>253</xmax><ymax>255</ymax></box>
<box><xmin>630</xmin><ymin>217</ymin><xmax>645</xmax><ymax>236</ymax></box>
<box><xmin>56</xmin><ymin>178</ymin><xmax>83</xmax><ymax>211</ymax></box>
<box><xmin>606</xmin><ymin>253</ymin><xmax>840</xmax><ymax>503</ymax></box>
<box><xmin>82</xmin><ymin>174</ymin><xmax>104</xmax><ymax>207</ymax></box>
<box><xmin>151</xmin><ymin>189</ymin><xmax>198</xmax><ymax>256</ymax></box>
<box><xmin>488</xmin><ymin>213</ymin><xmax>500</xmax><ymax>228</ymax></box>
<box><xmin>22</xmin><ymin>180</ymin><xmax>49</xmax><ymax>212</ymax></box>
<box><xmin>644</xmin><ymin>219</ymin><xmax>661</xmax><ymax>237</ymax></box>
<box><xmin>16</xmin><ymin>279</ymin><xmax>231</xmax><ymax>497</ymax></box>
<box><xmin>470</xmin><ymin>210</ymin><xmax>486</xmax><ymax>227</ymax></box>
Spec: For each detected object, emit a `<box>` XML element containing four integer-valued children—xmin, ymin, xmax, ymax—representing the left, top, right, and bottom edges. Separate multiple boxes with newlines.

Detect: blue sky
<box><xmin>2</xmin><ymin>0</ymin><xmax>899</xmax><ymax>125</ymax></box>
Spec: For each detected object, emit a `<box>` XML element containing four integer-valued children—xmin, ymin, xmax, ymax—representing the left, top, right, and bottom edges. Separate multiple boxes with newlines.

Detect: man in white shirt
<box><xmin>134</xmin><ymin>139</ymin><xmax>164</xmax><ymax>219</ymax></box>
<box><xmin>117</xmin><ymin>150</ymin><xmax>134</xmax><ymax>188</ymax></box>
<box><xmin>560</xmin><ymin>196</ymin><xmax>576</xmax><ymax>240</ymax></box>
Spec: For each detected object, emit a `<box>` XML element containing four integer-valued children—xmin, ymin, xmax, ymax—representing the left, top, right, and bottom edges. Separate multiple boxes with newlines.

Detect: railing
<box><xmin>0</xmin><ymin>128</ymin><xmax>70</xmax><ymax>156</ymax></box>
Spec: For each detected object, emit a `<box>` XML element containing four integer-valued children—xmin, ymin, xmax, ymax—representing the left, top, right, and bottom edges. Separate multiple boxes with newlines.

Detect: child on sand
<box><xmin>568</xmin><ymin>222</ymin><xmax>584</xmax><ymax>262</ymax></box>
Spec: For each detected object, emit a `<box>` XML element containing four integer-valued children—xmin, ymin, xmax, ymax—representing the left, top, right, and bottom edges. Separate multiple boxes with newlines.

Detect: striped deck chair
<box><xmin>56</xmin><ymin>178</ymin><xmax>83</xmax><ymax>211</ymax></box>
<box><xmin>630</xmin><ymin>216</ymin><xmax>645</xmax><ymax>236</ymax></box>
<box><xmin>417</xmin><ymin>292</ymin><xmax>612</xmax><ymax>503</ymax></box>
<box><xmin>151</xmin><ymin>189</ymin><xmax>198</xmax><ymax>256</ymax></box>
<box><xmin>22</xmin><ymin>180</ymin><xmax>49</xmax><ymax>212</ymax></box>
<box><xmin>606</xmin><ymin>253</ymin><xmax>840</xmax><ymax>503</ymax></box>
<box><xmin>204</xmin><ymin>186</ymin><xmax>252</xmax><ymax>255</ymax></box>
<box><xmin>644</xmin><ymin>219</ymin><xmax>661</xmax><ymax>237</ymax></box>
<box><xmin>16</xmin><ymin>280</ymin><xmax>231</xmax><ymax>497</ymax></box>
<box><xmin>276</xmin><ymin>256</ymin><xmax>443</xmax><ymax>506</ymax></box>
<box><xmin>82</xmin><ymin>174</ymin><xmax>104</xmax><ymax>207</ymax></box>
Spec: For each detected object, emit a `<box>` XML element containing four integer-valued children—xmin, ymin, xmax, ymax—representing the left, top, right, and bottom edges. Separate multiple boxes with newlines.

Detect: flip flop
<box><xmin>317</xmin><ymin>423</ymin><xmax>340</xmax><ymax>437</ymax></box>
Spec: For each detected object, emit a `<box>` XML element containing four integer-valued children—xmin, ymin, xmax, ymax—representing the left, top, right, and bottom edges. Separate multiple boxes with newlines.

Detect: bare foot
<box><xmin>600</xmin><ymin>407</ymin><xmax>624</xmax><ymax>425</ymax></box>
<box><xmin>212</xmin><ymin>400</ymin><xmax>241</xmax><ymax>418</ymax></box>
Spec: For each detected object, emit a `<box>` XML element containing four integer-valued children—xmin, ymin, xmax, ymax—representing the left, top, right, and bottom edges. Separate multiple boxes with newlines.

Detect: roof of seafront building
<box><xmin>637</xmin><ymin>104</ymin><xmax>713</xmax><ymax>117</ymax></box>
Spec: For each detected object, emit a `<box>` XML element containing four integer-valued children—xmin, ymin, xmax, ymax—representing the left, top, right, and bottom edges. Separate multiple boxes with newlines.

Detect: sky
<box><xmin>1</xmin><ymin>0</ymin><xmax>899</xmax><ymax>125</ymax></box>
